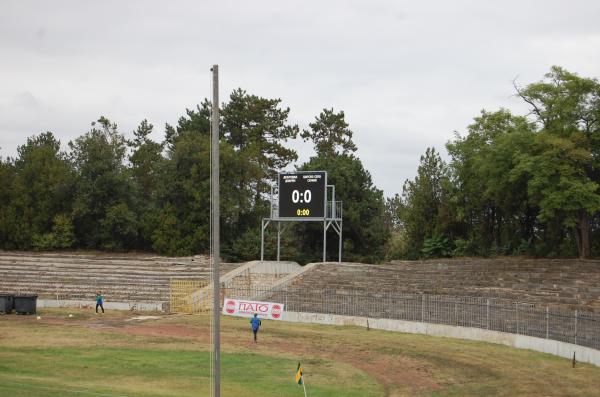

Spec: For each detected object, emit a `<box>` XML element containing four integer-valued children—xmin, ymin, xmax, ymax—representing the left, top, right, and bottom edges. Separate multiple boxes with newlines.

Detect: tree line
<box><xmin>0</xmin><ymin>89</ymin><xmax>388</xmax><ymax>263</ymax></box>
<box><xmin>1</xmin><ymin>67</ymin><xmax>599</xmax><ymax>262</ymax></box>
<box><xmin>387</xmin><ymin>67</ymin><xmax>600</xmax><ymax>259</ymax></box>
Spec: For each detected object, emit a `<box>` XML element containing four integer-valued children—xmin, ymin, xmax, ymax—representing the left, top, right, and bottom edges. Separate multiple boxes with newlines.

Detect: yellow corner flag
<box><xmin>295</xmin><ymin>362</ymin><xmax>303</xmax><ymax>385</ymax></box>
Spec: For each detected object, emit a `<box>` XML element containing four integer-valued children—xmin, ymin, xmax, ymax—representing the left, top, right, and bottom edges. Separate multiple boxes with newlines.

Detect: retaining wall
<box><xmin>37</xmin><ymin>299</ymin><xmax>165</xmax><ymax>312</ymax></box>
<box><xmin>281</xmin><ymin>311</ymin><xmax>600</xmax><ymax>367</ymax></box>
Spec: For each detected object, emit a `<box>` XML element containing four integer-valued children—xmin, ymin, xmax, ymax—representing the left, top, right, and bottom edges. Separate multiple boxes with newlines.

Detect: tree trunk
<box><xmin>577</xmin><ymin>211</ymin><xmax>591</xmax><ymax>259</ymax></box>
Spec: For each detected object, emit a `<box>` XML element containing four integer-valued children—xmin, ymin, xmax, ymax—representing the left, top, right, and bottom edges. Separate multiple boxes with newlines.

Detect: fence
<box><xmin>170</xmin><ymin>279</ymin><xmax>209</xmax><ymax>313</ymax></box>
<box><xmin>221</xmin><ymin>286</ymin><xmax>600</xmax><ymax>351</ymax></box>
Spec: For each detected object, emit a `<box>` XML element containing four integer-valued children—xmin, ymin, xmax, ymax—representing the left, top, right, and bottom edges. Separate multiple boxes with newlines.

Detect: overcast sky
<box><xmin>1</xmin><ymin>1</ymin><xmax>599</xmax><ymax>197</ymax></box>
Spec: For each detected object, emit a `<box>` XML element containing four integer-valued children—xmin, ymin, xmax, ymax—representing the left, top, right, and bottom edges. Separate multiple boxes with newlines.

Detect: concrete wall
<box><xmin>222</xmin><ymin>260</ymin><xmax>301</xmax><ymax>288</ymax></box>
<box><xmin>282</xmin><ymin>311</ymin><xmax>600</xmax><ymax>367</ymax></box>
<box><xmin>243</xmin><ymin>260</ymin><xmax>301</xmax><ymax>275</ymax></box>
<box><xmin>38</xmin><ymin>299</ymin><xmax>165</xmax><ymax>312</ymax></box>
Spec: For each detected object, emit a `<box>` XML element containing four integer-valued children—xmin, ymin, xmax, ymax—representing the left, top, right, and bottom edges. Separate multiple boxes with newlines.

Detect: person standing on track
<box><xmin>95</xmin><ymin>291</ymin><xmax>105</xmax><ymax>314</ymax></box>
<box><xmin>250</xmin><ymin>313</ymin><xmax>261</xmax><ymax>343</ymax></box>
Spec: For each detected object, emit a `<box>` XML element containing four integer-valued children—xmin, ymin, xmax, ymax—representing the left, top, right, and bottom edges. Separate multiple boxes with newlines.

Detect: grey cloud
<box><xmin>13</xmin><ymin>92</ymin><xmax>43</xmax><ymax>110</ymax></box>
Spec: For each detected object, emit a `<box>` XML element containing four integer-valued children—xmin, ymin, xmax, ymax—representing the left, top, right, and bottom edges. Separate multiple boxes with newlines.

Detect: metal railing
<box><xmin>326</xmin><ymin>201</ymin><xmax>343</xmax><ymax>220</ymax></box>
<box><xmin>222</xmin><ymin>286</ymin><xmax>600</xmax><ymax>351</ymax></box>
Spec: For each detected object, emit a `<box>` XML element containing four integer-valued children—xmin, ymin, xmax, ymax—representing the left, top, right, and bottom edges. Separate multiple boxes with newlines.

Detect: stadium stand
<box><xmin>0</xmin><ymin>251</ymin><xmax>239</xmax><ymax>305</ymax></box>
<box><xmin>282</xmin><ymin>259</ymin><xmax>600</xmax><ymax>311</ymax></box>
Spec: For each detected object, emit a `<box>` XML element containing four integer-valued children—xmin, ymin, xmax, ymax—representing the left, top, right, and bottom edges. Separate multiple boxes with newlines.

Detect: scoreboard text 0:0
<box><xmin>278</xmin><ymin>171</ymin><xmax>326</xmax><ymax>219</ymax></box>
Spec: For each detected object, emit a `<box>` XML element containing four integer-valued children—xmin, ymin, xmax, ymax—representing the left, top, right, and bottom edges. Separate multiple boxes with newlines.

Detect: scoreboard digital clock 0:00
<box><xmin>278</xmin><ymin>171</ymin><xmax>326</xmax><ymax>219</ymax></box>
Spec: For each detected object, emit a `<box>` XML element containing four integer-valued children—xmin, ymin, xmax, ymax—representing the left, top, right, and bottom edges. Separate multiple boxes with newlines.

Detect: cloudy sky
<box><xmin>1</xmin><ymin>1</ymin><xmax>599</xmax><ymax>197</ymax></box>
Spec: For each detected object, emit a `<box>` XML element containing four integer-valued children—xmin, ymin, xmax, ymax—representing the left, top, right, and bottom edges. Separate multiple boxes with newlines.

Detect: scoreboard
<box><xmin>278</xmin><ymin>171</ymin><xmax>326</xmax><ymax>219</ymax></box>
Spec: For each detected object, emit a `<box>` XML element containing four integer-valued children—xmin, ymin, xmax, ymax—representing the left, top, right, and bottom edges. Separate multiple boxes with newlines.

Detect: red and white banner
<box><xmin>222</xmin><ymin>298</ymin><xmax>285</xmax><ymax>320</ymax></box>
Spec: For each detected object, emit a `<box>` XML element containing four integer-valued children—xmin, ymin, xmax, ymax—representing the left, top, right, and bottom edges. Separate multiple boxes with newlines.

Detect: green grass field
<box><xmin>1</xmin><ymin>309</ymin><xmax>600</xmax><ymax>397</ymax></box>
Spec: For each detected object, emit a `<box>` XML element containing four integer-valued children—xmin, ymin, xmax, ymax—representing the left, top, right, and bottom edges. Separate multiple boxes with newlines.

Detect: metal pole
<box><xmin>332</xmin><ymin>185</ymin><xmax>336</xmax><ymax>218</ymax></box>
<box><xmin>277</xmin><ymin>221</ymin><xmax>281</xmax><ymax>262</ymax></box>
<box><xmin>260</xmin><ymin>220</ymin><xmax>265</xmax><ymax>261</ymax></box>
<box><xmin>210</xmin><ymin>64</ymin><xmax>221</xmax><ymax>397</ymax></box>
<box><xmin>322</xmin><ymin>221</ymin><xmax>326</xmax><ymax>262</ymax></box>
<box><xmin>338</xmin><ymin>220</ymin><xmax>342</xmax><ymax>263</ymax></box>
<box><xmin>302</xmin><ymin>375</ymin><xmax>308</xmax><ymax>397</ymax></box>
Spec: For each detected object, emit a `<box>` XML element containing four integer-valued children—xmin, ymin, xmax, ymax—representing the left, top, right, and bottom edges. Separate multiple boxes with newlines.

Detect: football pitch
<box><xmin>1</xmin><ymin>309</ymin><xmax>600</xmax><ymax>397</ymax></box>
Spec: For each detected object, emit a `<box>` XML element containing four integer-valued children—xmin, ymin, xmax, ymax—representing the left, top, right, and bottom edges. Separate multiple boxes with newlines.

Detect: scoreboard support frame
<box><xmin>260</xmin><ymin>176</ymin><xmax>343</xmax><ymax>263</ymax></box>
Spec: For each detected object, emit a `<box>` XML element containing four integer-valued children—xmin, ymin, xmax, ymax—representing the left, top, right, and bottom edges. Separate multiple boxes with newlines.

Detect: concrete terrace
<box><xmin>283</xmin><ymin>258</ymin><xmax>600</xmax><ymax>311</ymax></box>
<box><xmin>0</xmin><ymin>251</ymin><xmax>240</xmax><ymax>303</ymax></box>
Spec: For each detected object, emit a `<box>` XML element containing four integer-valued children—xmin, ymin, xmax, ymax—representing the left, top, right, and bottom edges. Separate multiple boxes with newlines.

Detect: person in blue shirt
<box><xmin>250</xmin><ymin>313</ymin><xmax>262</xmax><ymax>343</ymax></box>
<box><xmin>95</xmin><ymin>291</ymin><xmax>104</xmax><ymax>314</ymax></box>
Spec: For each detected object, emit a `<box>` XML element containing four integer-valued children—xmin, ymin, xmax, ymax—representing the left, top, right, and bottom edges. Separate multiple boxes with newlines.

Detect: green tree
<box><xmin>513</xmin><ymin>131</ymin><xmax>600</xmax><ymax>258</ymax></box>
<box><xmin>296</xmin><ymin>108</ymin><xmax>387</xmax><ymax>262</ymax></box>
<box><xmin>128</xmin><ymin>119</ymin><xmax>165</xmax><ymax>250</ymax></box>
<box><xmin>297</xmin><ymin>154</ymin><xmax>389</xmax><ymax>263</ymax></box>
<box><xmin>0</xmin><ymin>157</ymin><xmax>17</xmax><ymax>249</ymax></box>
<box><xmin>220</xmin><ymin>89</ymin><xmax>299</xmax><ymax>257</ymax></box>
<box><xmin>153</xmin><ymin>103</ymin><xmax>243</xmax><ymax>256</ymax></box>
<box><xmin>151</xmin><ymin>203</ymin><xmax>189</xmax><ymax>255</ymax></box>
<box><xmin>515</xmin><ymin>67</ymin><xmax>600</xmax><ymax>258</ymax></box>
<box><xmin>69</xmin><ymin>117</ymin><xmax>136</xmax><ymax>249</ymax></box>
<box><xmin>152</xmin><ymin>129</ymin><xmax>211</xmax><ymax>255</ymax></box>
<box><xmin>164</xmin><ymin>101</ymin><xmax>212</xmax><ymax>149</ymax></box>
<box><xmin>383</xmin><ymin>194</ymin><xmax>409</xmax><ymax>260</ymax></box>
<box><xmin>32</xmin><ymin>214</ymin><xmax>75</xmax><ymax>250</ymax></box>
<box><xmin>50</xmin><ymin>214</ymin><xmax>76</xmax><ymax>249</ymax></box>
<box><xmin>222</xmin><ymin>89</ymin><xmax>298</xmax><ymax>172</ymax></box>
<box><xmin>101</xmin><ymin>203</ymin><xmax>139</xmax><ymax>251</ymax></box>
<box><xmin>7</xmin><ymin>132</ymin><xmax>74</xmax><ymax>249</ymax></box>
<box><xmin>384</xmin><ymin>193</ymin><xmax>404</xmax><ymax>232</ymax></box>
<box><xmin>446</xmin><ymin>110</ymin><xmax>537</xmax><ymax>255</ymax></box>
<box><xmin>129</xmin><ymin>119</ymin><xmax>164</xmax><ymax>200</ymax></box>
<box><xmin>399</xmin><ymin>147</ymin><xmax>449</xmax><ymax>258</ymax></box>
<box><xmin>301</xmin><ymin>108</ymin><xmax>357</xmax><ymax>157</ymax></box>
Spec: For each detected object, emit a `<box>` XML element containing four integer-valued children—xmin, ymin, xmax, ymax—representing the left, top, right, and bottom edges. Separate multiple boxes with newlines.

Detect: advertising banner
<box><xmin>222</xmin><ymin>298</ymin><xmax>285</xmax><ymax>320</ymax></box>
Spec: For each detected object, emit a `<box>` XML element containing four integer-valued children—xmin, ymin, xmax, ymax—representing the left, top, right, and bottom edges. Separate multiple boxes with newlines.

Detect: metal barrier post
<box><xmin>575</xmin><ymin>310</ymin><xmax>578</xmax><ymax>345</ymax></box>
<box><xmin>454</xmin><ymin>301</ymin><xmax>458</xmax><ymax>326</ymax></box>
<box><xmin>486</xmin><ymin>299</ymin><xmax>490</xmax><ymax>330</ymax></box>
<box><xmin>546</xmin><ymin>307</ymin><xmax>549</xmax><ymax>339</ymax></box>
<box><xmin>515</xmin><ymin>302</ymin><xmax>519</xmax><ymax>334</ymax></box>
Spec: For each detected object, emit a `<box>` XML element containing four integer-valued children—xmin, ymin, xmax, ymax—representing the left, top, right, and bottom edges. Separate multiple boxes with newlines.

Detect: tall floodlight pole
<box><xmin>211</xmin><ymin>64</ymin><xmax>220</xmax><ymax>397</ymax></box>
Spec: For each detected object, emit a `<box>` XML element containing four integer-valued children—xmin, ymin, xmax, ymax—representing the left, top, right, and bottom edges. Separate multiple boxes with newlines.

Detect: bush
<box><xmin>32</xmin><ymin>214</ymin><xmax>75</xmax><ymax>250</ymax></box>
<box><xmin>452</xmin><ymin>239</ymin><xmax>472</xmax><ymax>257</ymax></box>
<box><xmin>421</xmin><ymin>235</ymin><xmax>453</xmax><ymax>258</ymax></box>
<box><xmin>385</xmin><ymin>231</ymin><xmax>409</xmax><ymax>260</ymax></box>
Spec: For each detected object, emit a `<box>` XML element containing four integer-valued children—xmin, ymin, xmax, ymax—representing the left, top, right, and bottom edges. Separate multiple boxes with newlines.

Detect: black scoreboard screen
<box><xmin>278</xmin><ymin>171</ymin><xmax>327</xmax><ymax>218</ymax></box>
